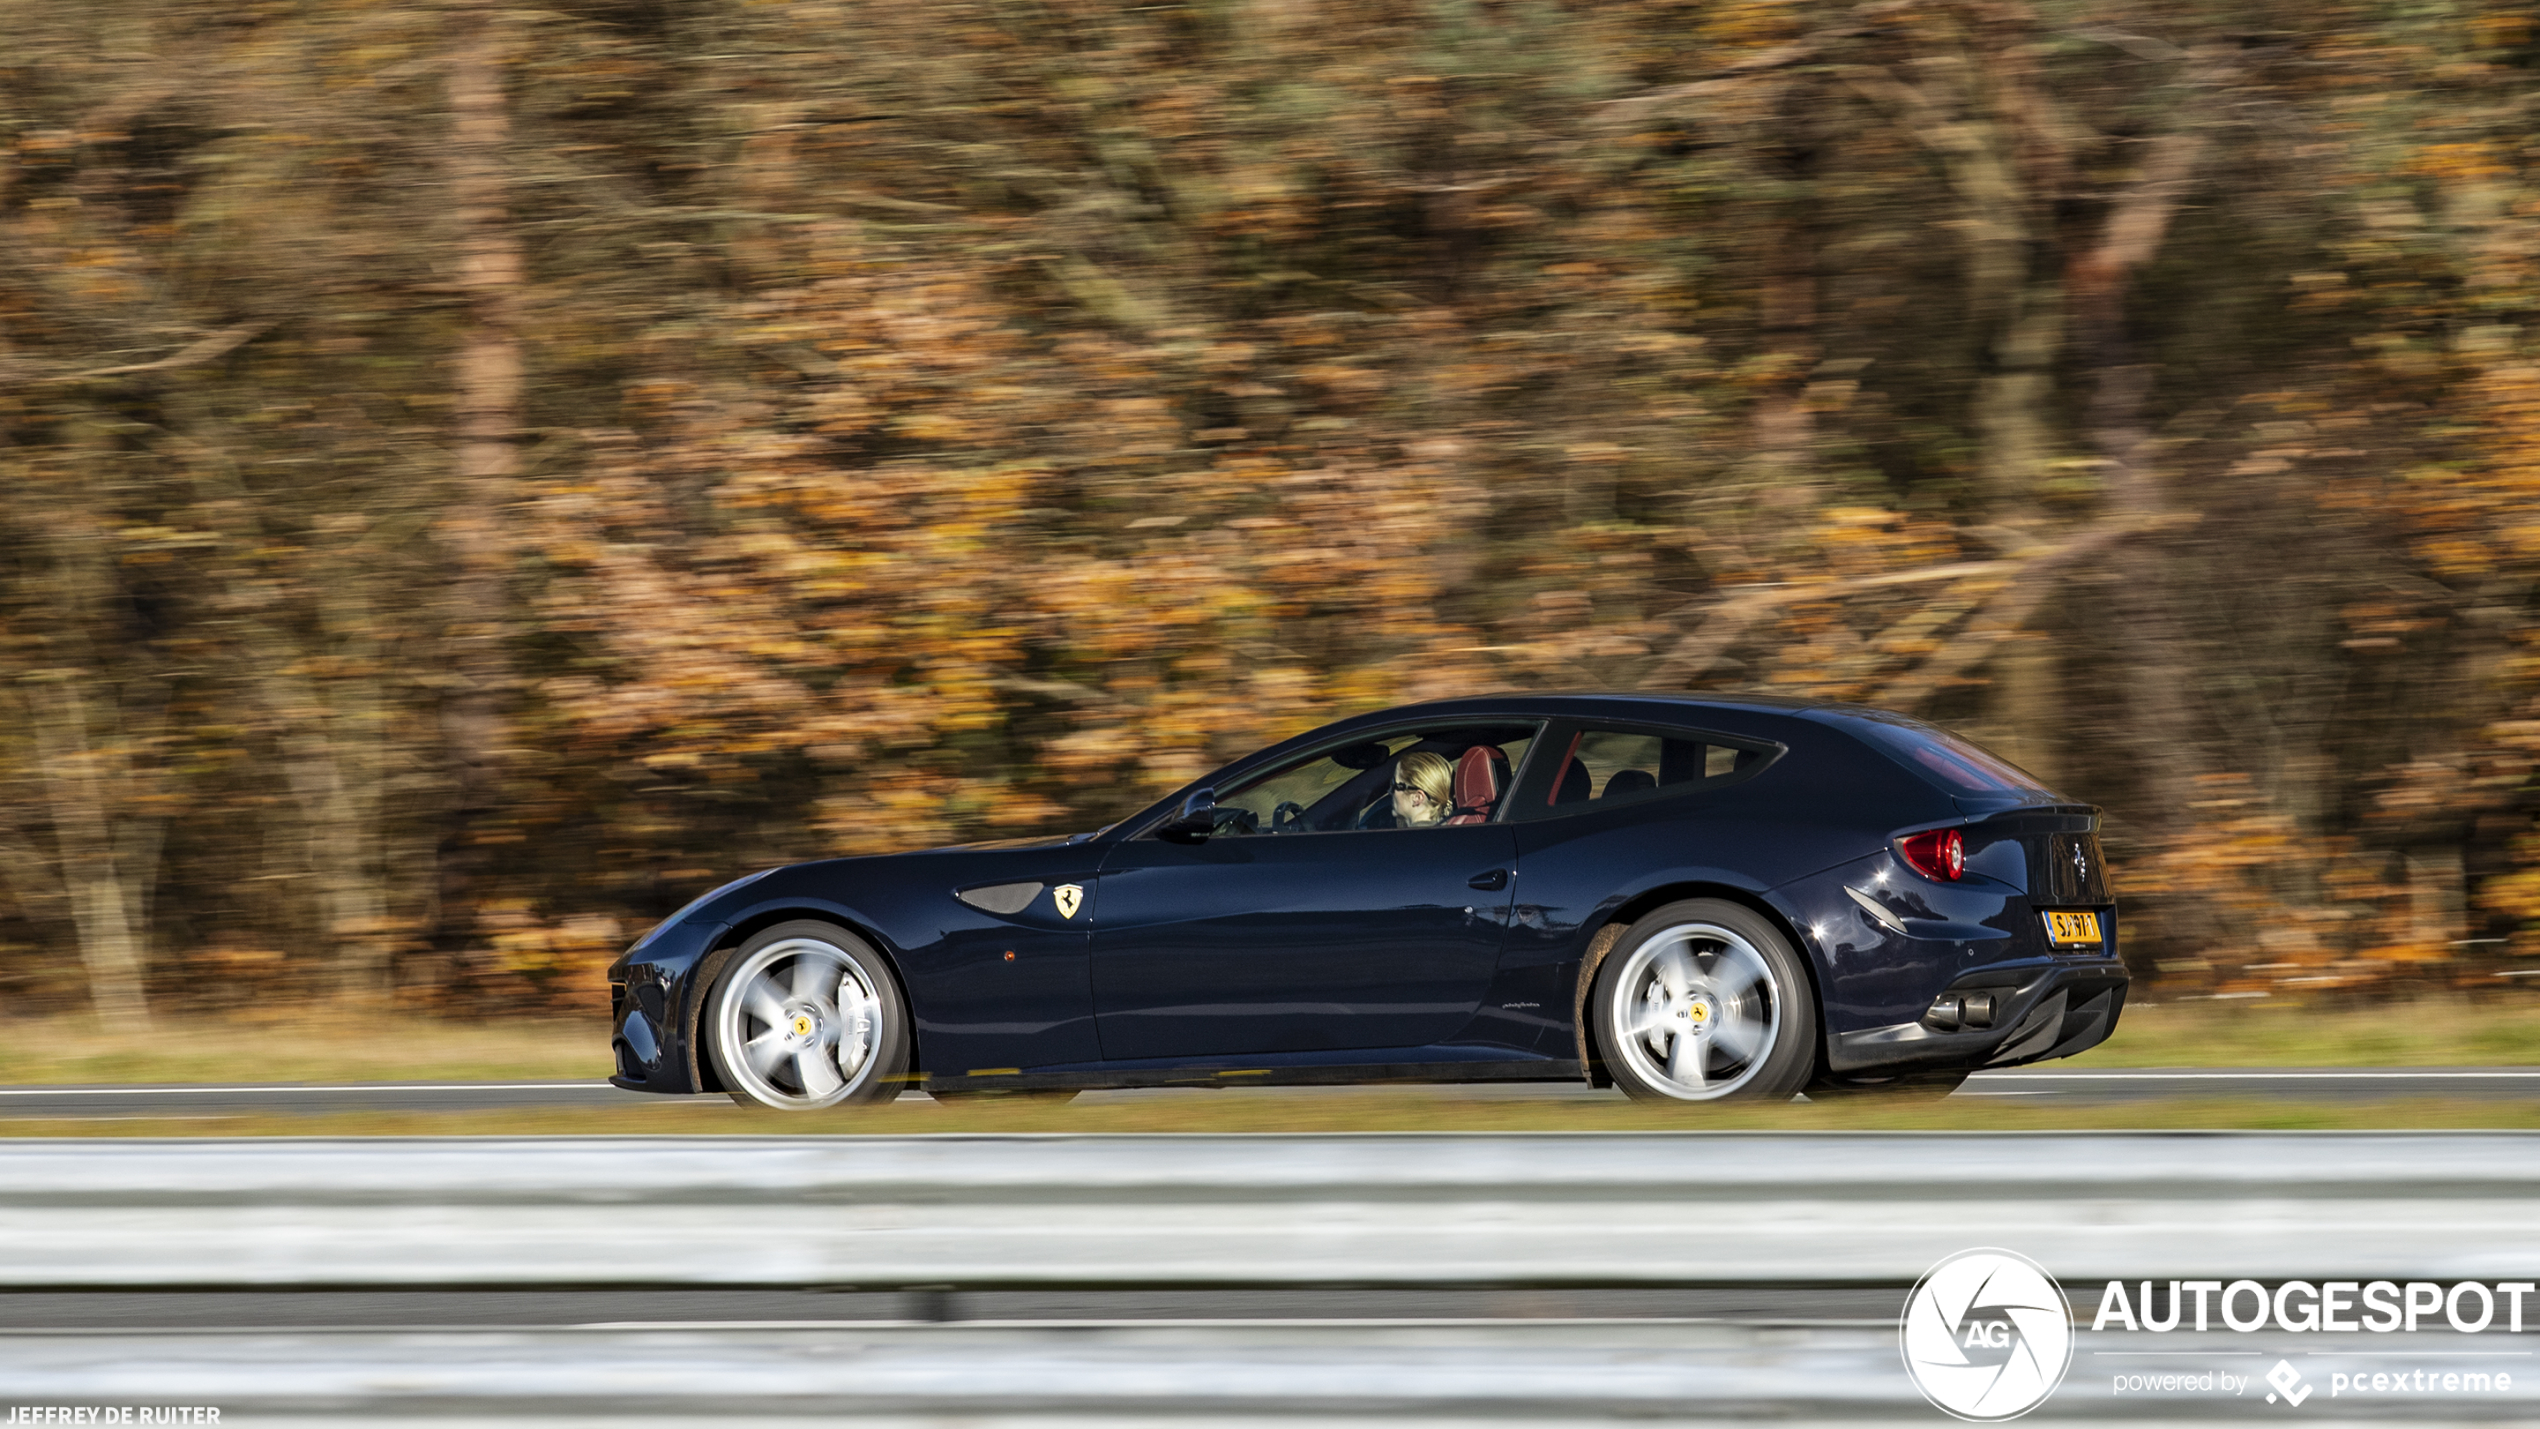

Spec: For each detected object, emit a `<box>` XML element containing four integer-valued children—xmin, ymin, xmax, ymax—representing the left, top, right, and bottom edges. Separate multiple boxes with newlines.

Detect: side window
<box><xmin>1200</xmin><ymin>724</ymin><xmax>1540</xmax><ymax>836</ymax></box>
<box><xmin>1210</xmin><ymin>734</ymin><xmax>1420</xmax><ymax>836</ymax></box>
<box><xmin>1526</xmin><ymin>725</ymin><xmax>1773</xmax><ymax>818</ymax></box>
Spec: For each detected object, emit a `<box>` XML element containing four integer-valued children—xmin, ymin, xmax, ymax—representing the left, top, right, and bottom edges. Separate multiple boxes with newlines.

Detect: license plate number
<box><xmin>2043</xmin><ymin>910</ymin><xmax>2102</xmax><ymax>947</ymax></box>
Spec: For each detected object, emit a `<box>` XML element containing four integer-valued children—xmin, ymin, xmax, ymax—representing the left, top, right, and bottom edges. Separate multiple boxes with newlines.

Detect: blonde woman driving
<box><xmin>1389</xmin><ymin>751</ymin><xmax>1456</xmax><ymax>828</ymax></box>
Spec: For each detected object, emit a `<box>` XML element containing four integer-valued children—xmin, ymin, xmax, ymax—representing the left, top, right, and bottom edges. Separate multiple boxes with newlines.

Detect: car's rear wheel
<box><xmin>1591</xmin><ymin>899</ymin><xmax>1816</xmax><ymax>1103</ymax></box>
<box><xmin>704</xmin><ymin>920</ymin><xmax>910</xmax><ymax>1110</ymax></box>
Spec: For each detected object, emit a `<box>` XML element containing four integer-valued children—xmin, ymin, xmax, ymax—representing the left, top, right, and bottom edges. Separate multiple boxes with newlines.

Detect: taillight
<box><xmin>1898</xmin><ymin>828</ymin><xmax>1964</xmax><ymax>881</ymax></box>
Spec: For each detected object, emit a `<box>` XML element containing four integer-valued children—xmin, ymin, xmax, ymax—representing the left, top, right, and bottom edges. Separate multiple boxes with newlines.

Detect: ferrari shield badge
<box><xmin>1053</xmin><ymin>883</ymin><xmax>1084</xmax><ymax>920</ymax></box>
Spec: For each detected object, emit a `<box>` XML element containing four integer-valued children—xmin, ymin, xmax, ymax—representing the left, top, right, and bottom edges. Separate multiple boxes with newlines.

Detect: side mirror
<box><xmin>1158</xmin><ymin>787</ymin><xmax>1218</xmax><ymax>844</ymax></box>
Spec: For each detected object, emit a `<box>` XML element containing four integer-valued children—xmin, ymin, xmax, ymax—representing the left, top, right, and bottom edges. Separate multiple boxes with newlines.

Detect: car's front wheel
<box><xmin>1591</xmin><ymin>899</ymin><xmax>1817</xmax><ymax>1102</ymax></box>
<box><xmin>704</xmin><ymin>920</ymin><xmax>910</xmax><ymax>1110</ymax></box>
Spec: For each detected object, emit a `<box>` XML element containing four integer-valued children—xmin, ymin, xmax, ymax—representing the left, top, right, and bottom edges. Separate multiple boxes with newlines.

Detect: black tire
<box><xmin>1590</xmin><ymin>899</ymin><xmax>1817</xmax><ymax>1103</ymax></box>
<box><xmin>702</xmin><ymin>919</ymin><xmax>911</xmax><ymax>1109</ymax></box>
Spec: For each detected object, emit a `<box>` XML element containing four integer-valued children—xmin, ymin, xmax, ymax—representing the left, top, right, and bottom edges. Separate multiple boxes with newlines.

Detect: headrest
<box><xmin>1445</xmin><ymin>746</ymin><xmax>1504</xmax><ymax>825</ymax></box>
<box><xmin>1603</xmin><ymin>768</ymin><xmax>1657</xmax><ymax>800</ymax></box>
<box><xmin>1551</xmin><ymin>757</ymin><xmax>1591</xmax><ymax>806</ymax></box>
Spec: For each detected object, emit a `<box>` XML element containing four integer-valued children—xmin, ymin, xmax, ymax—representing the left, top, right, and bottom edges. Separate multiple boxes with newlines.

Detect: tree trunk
<box><xmin>27</xmin><ymin>675</ymin><xmax>156</xmax><ymax>1027</ymax></box>
<box><xmin>1955</xmin><ymin>31</ymin><xmax>2069</xmax><ymax>753</ymax></box>
<box><xmin>2072</xmin><ymin>134</ymin><xmax>2210</xmax><ymax>819</ymax></box>
<box><xmin>1748</xmin><ymin>92</ymin><xmax>1822</xmax><ymax>493</ymax></box>
<box><xmin>1844</xmin><ymin>34</ymin><xmax>2072</xmax><ymax>741</ymax></box>
<box><xmin>312</xmin><ymin>572</ymin><xmax>396</xmax><ymax>1002</ymax></box>
<box><xmin>248</xmin><ymin>634</ymin><xmax>395</xmax><ymax>1004</ymax></box>
<box><xmin>436</xmin><ymin>1</ymin><xmax>523</xmax><ymax>975</ymax></box>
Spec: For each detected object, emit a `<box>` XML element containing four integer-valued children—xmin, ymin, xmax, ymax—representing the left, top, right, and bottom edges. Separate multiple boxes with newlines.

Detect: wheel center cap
<box><xmin>1686</xmin><ymin>999</ymin><xmax>1713</xmax><ymax>1030</ymax></box>
<box><xmin>791</xmin><ymin>1013</ymin><xmax>816</xmax><ymax>1038</ymax></box>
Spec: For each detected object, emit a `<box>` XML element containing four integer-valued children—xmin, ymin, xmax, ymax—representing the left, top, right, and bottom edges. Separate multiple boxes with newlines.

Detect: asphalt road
<box><xmin>0</xmin><ymin>1067</ymin><xmax>2534</xmax><ymax>1118</ymax></box>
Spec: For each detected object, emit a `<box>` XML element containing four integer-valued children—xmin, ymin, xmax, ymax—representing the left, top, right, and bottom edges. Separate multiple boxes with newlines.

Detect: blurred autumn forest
<box><xmin>6</xmin><ymin>0</ymin><xmax>2540</xmax><ymax>1024</ymax></box>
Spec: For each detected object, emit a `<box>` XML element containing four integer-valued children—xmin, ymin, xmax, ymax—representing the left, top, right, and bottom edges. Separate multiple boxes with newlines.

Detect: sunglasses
<box><xmin>1391</xmin><ymin>782</ymin><xmax>1436</xmax><ymax>798</ymax></box>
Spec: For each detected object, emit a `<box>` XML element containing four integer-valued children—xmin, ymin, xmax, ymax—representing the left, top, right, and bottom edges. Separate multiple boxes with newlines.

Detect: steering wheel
<box><xmin>1271</xmin><ymin>800</ymin><xmax>1307</xmax><ymax>834</ymax></box>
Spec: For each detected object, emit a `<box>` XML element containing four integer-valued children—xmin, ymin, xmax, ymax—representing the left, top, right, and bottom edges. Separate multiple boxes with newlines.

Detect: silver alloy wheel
<box><xmin>713</xmin><ymin>936</ymin><xmax>880</xmax><ymax>1109</ymax></box>
<box><xmin>1605</xmin><ymin>921</ymin><xmax>1781</xmax><ymax>1100</ymax></box>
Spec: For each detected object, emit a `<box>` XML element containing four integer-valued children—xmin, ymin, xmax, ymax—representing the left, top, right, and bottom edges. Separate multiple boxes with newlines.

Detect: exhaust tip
<box><xmin>1926</xmin><ymin>990</ymin><xmax>1997</xmax><ymax>1031</ymax></box>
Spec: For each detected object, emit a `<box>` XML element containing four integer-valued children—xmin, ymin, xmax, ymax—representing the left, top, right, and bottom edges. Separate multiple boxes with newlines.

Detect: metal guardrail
<box><xmin>4</xmin><ymin>1132</ymin><xmax>2539</xmax><ymax>1288</ymax></box>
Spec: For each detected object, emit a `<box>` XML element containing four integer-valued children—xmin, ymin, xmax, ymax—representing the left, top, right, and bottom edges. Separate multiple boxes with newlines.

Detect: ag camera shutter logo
<box><xmin>1902</xmin><ymin>1248</ymin><xmax>2075</xmax><ymax>1421</ymax></box>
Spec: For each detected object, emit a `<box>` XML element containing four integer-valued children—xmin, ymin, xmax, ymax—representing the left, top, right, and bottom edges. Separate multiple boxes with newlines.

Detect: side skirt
<box><xmin>926</xmin><ymin>1059</ymin><xmax>1586</xmax><ymax>1096</ymax></box>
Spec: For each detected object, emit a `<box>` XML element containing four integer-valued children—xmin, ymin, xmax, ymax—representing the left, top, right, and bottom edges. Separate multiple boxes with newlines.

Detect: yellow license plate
<box><xmin>2043</xmin><ymin>910</ymin><xmax>2102</xmax><ymax>947</ymax></box>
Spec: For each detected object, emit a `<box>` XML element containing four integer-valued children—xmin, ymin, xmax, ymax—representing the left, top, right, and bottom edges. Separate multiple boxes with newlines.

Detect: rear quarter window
<box><xmin>1517</xmin><ymin>722</ymin><xmax>1780</xmax><ymax>819</ymax></box>
<box><xmin>1838</xmin><ymin>713</ymin><xmax>2059</xmax><ymax>802</ymax></box>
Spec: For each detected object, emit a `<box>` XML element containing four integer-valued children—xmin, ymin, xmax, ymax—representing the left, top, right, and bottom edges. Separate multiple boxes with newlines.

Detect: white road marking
<box><xmin>1976</xmin><ymin>1070</ymin><xmax>2540</xmax><ymax>1080</ymax></box>
<box><xmin>0</xmin><ymin>1081</ymin><xmax>620</xmax><ymax>1096</ymax></box>
<box><xmin>0</xmin><ymin>1114</ymin><xmax>236</xmax><ymax>1122</ymax></box>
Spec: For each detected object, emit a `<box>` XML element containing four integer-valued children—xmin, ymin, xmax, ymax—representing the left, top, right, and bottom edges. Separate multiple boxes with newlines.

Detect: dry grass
<box><xmin>2064</xmin><ymin>995</ymin><xmax>2540</xmax><ymax>1067</ymax></box>
<box><xmin>0</xmin><ymin>1009</ymin><xmax>606</xmax><ymax>1085</ymax></box>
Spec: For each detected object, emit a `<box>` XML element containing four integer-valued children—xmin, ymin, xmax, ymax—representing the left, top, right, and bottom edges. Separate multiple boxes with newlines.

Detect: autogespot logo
<box><xmin>1902</xmin><ymin>1248</ymin><xmax>2076</xmax><ymax>1421</ymax></box>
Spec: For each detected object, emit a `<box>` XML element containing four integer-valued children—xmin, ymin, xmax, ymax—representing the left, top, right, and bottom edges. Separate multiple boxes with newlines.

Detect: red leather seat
<box><xmin>1445</xmin><ymin>746</ymin><xmax>1507</xmax><ymax>825</ymax></box>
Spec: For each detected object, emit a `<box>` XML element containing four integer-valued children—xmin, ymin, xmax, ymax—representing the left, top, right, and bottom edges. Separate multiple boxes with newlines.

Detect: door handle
<box><xmin>1467</xmin><ymin>868</ymin><xmax>1509</xmax><ymax>892</ymax></box>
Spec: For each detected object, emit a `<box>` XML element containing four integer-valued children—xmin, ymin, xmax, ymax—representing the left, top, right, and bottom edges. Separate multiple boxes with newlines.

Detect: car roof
<box><xmin>1355</xmin><ymin>689</ymin><xmax>1847</xmax><ymax>720</ymax></box>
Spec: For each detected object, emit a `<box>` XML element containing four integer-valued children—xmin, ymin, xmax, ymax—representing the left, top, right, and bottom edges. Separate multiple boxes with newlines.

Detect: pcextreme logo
<box><xmin>1901</xmin><ymin>1248</ymin><xmax>2076</xmax><ymax>1421</ymax></box>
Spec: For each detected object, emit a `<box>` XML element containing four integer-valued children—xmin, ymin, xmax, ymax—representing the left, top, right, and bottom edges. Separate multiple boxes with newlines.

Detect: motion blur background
<box><xmin>5</xmin><ymin>0</ymin><xmax>2537</xmax><ymax>1028</ymax></box>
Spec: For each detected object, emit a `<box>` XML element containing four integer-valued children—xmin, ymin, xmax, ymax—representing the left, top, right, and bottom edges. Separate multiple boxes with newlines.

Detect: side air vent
<box><xmin>956</xmin><ymin>881</ymin><xmax>1044</xmax><ymax>916</ymax></box>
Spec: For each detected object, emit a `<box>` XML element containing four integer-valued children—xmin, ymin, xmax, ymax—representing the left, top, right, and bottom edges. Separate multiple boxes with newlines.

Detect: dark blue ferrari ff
<box><xmin>607</xmin><ymin>693</ymin><xmax>2125</xmax><ymax>1107</ymax></box>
